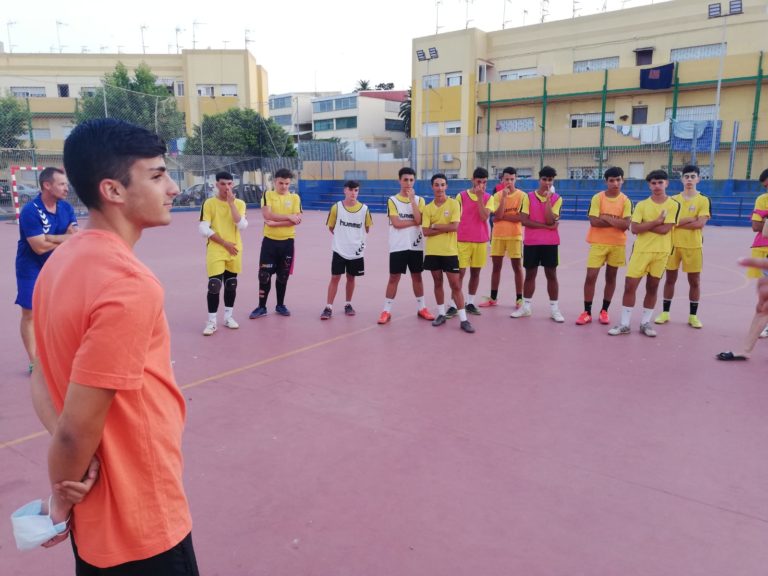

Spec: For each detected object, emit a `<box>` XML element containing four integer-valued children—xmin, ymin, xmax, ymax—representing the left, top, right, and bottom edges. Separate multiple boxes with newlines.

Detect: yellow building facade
<box><xmin>412</xmin><ymin>0</ymin><xmax>768</xmax><ymax>180</ymax></box>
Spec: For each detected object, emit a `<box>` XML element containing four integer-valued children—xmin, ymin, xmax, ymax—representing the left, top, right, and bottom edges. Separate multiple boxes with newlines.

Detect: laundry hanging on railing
<box><xmin>609</xmin><ymin>119</ymin><xmax>670</xmax><ymax>144</ymax></box>
<box><xmin>670</xmin><ymin>120</ymin><xmax>721</xmax><ymax>151</ymax></box>
<box><xmin>640</xmin><ymin>63</ymin><xmax>675</xmax><ymax>90</ymax></box>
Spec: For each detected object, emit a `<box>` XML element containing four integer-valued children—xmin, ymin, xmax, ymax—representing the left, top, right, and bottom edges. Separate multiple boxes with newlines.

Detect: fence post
<box><xmin>746</xmin><ymin>51</ymin><xmax>763</xmax><ymax>180</ymax></box>
<box><xmin>667</xmin><ymin>63</ymin><xmax>679</xmax><ymax>174</ymax></box>
<box><xmin>598</xmin><ymin>69</ymin><xmax>608</xmax><ymax>176</ymax></box>
<box><xmin>485</xmin><ymin>83</ymin><xmax>491</xmax><ymax>172</ymax></box>
<box><xmin>539</xmin><ymin>76</ymin><xmax>548</xmax><ymax>170</ymax></box>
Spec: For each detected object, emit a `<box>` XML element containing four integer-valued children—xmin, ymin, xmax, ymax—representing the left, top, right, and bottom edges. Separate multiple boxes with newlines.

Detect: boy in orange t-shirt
<box><xmin>30</xmin><ymin>119</ymin><xmax>198</xmax><ymax>573</ymax></box>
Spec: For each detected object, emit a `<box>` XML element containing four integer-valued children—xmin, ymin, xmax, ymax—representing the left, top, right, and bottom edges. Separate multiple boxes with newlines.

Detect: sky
<box><xmin>4</xmin><ymin>0</ymin><xmax>660</xmax><ymax>95</ymax></box>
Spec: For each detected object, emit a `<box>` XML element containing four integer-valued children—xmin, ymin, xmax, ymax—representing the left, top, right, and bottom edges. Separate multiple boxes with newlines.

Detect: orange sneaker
<box><xmin>377</xmin><ymin>311</ymin><xmax>391</xmax><ymax>325</ymax></box>
<box><xmin>417</xmin><ymin>308</ymin><xmax>435</xmax><ymax>321</ymax></box>
<box><xmin>575</xmin><ymin>311</ymin><xmax>592</xmax><ymax>325</ymax></box>
<box><xmin>478</xmin><ymin>298</ymin><xmax>498</xmax><ymax>308</ymax></box>
<box><xmin>598</xmin><ymin>310</ymin><xmax>610</xmax><ymax>325</ymax></box>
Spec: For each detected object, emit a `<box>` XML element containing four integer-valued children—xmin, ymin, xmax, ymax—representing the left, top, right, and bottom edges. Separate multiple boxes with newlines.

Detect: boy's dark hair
<box><xmin>343</xmin><ymin>180</ymin><xmax>360</xmax><ymax>189</ymax></box>
<box><xmin>603</xmin><ymin>166</ymin><xmax>624</xmax><ymax>179</ymax></box>
<box><xmin>646</xmin><ymin>169</ymin><xmax>669</xmax><ymax>182</ymax></box>
<box><xmin>472</xmin><ymin>167</ymin><xmax>489</xmax><ymax>179</ymax></box>
<box><xmin>398</xmin><ymin>167</ymin><xmax>416</xmax><ymax>178</ymax></box>
<box><xmin>216</xmin><ymin>171</ymin><xmax>234</xmax><ymax>181</ymax></box>
<box><xmin>501</xmin><ymin>166</ymin><xmax>517</xmax><ymax>176</ymax></box>
<box><xmin>431</xmin><ymin>173</ymin><xmax>447</xmax><ymax>184</ymax></box>
<box><xmin>63</xmin><ymin>118</ymin><xmax>166</xmax><ymax>210</ymax></box>
<box><xmin>759</xmin><ymin>168</ymin><xmax>768</xmax><ymax>184</ymax></box>
<box><xmin>681</xmin><ymin>165</ymin><xmax>700</xmax><ymax>176</ymax></box>
<box><xmin>539</xmin><ymin>166</ymin><xmax>557</xmax><ymax>178</ymax></box>
<box><xmin>274</xmin><ymin>168</ymin><xmax>294</xmax><ymax>180</ymax></box>
<box><xmin>39</xmin><ymin>167</ymin><xmax>65</xmax><ymax>189</ymax></box>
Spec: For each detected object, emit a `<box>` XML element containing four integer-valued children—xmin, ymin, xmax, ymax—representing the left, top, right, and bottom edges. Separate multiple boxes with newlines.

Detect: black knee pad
<box><xmin>224</xmin><ymin>277</ymin><xmax>238</xmax><ymax>291</ymax></box>
<box><xmin>208</xmin><ymin>277</ymin><xmax>222</xmax><ymax>295</ymax></box>
<box><xmin>258</xmin><ymin>268</ymin><xmax>272</xmax><ymax>284</ymax></box>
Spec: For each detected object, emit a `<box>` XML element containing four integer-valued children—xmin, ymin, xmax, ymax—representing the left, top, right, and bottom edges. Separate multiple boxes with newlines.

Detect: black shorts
<box><xmin>332</xmin><ymin>252</ymin><xmax>365</xmax><ymax>276</ymax></box>
<box><xmin>523</xmin><ymin>244</ymin><xmax>559</xmax><ymax>269</ymax></box>
<box><xmin>260</xmin><ymin>237</ymin><xmax>294</xmax><ymax>273</ymax></box>
<box><xmin>389</xmin><ymin>249</ymin><xmax>424</xmax><ymax>275</ymax></box>
<box><xmin>424</xmin><ymin>255</ymin><xmax>460</xmax><ymax>274</ymax></box>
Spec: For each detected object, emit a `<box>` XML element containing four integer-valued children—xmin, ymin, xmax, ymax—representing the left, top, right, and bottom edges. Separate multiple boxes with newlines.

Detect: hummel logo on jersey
<box><xmin>36</xmin><ymin>206</ymin><xmax>51</xmax><ymax>234</ymax></box>
<box><xmin>338</xmin><ymin>219</ymin><xmax>363</xmax><ymax>229</ymax></box>
<box><xmin>412</xmin><ymin>232</ymin><xmax>423</xmax><ymax>248</ymax></box>
<box><xmin>398</xmin><ymin>212</ymin><xmax>414</xmax><ymax>220</ymax></box>
<box><xmin>355</xmin><ymin>242</ymin><xmax>366</xmax><ymax>256</ymax></box>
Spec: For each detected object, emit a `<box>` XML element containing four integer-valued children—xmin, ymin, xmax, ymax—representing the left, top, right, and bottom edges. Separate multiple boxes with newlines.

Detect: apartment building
<box><xmin>269</xmin><ymin>91</ymin><xmax>340</xmax><ymax>142</ymax></box>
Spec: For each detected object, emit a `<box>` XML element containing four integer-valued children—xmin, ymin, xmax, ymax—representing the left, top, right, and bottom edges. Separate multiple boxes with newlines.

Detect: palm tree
<box><xmin>399</xmin><ymin>88</ymin><xmax>412</xmax><ymax>136</ymax></box>
<box><xmin>354</xmin><ymin>79</ymin><xmax>371</xmax><ymax>92</ymax></box>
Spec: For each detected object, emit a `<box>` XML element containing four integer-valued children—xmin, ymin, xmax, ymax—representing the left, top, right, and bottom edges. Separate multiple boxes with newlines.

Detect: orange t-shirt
<box><xmin>586</xmin><ymin>191</ymin><xmax>632</xmax><ymax>246</ymax></box>
<box><xmin>492</xmin><ymin>188</ymin><xmax>526</xmax><ymax>238</ymax></box>
<box><xmin>33</xmin><ymin>229</ymin><xmax>191</xmax><ymax>568</ymax></box>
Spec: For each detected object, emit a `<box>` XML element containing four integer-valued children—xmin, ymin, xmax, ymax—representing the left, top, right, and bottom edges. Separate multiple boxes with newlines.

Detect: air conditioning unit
<box><xmin>442</xmin><ymin>153</ymin><xmax>454</xmax><ymax>162</ymax></box>
<box><xmin>593</xmin><ymin>150</ymin><xmax>609</xmax><ymax>162</ymax></box>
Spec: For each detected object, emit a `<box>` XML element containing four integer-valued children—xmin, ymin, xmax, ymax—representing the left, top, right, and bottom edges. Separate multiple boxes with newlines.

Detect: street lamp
<box><xmin>416</xmin><ymin>47</ymin><xmax>439</xmax><ymax>178</ymax></box>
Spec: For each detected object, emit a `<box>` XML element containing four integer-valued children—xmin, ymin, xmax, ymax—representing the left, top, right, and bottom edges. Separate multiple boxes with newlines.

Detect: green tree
<box><xmin>354</xmin><ymin>79</ymin><xmax>371</xmax><ymax>92</ymax></box>
<box><xmin>375</xmin><ymin>82</ymin><xmax>395</xmax><ymax>90</ymax></box>
<box><xmin>183</xmin><ymin>108</ymin><xmax>296</xmax><ymax>157</ymax></box>
<box><xmin>75</xmin><ymin>62</ymin><xmax>185</xmax><ymax>142</ymax></box>
<box><xmin>0</xmin><ymin>95</ymin><xmax>32</xmax><ymax>148</ymax></box>
<box><xmin>399</xmin><ymin>88</ymin><xmax>412</xmax><ymax>136</ymax></box>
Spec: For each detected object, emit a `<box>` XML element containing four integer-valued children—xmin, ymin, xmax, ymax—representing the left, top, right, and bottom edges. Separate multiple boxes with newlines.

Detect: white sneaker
<box><xmin>510</xmin><ymin>305</ymin><xmax>532</xmax><ymax>318</ymax></box>
<box><xmin>550</xmin><ymin>309</ymin><xmax>565</xmax><ymax>323</ymax></box>
<box><xmin>608</xmin><ymin>324</ymin><xmax>631</xmax><ymax>336</ymax></box>
<box><xmin>760</xmin><ymin>326</ymin><xmax>768</xmax><ymax>339</ymax></box>
<box><xmin>202</xmin><ymin>320</ymin><xmax>217</xmax><ymax>336</ymax></box>
<box><xmin>224</xmin><ymin>316</ymin><xmax>239</xmax><ymax>329</ymax></box>
<box><xmin>639</xmin><ymin>322</ymin><xmax>657</xmax><ymax>337</ymax></box>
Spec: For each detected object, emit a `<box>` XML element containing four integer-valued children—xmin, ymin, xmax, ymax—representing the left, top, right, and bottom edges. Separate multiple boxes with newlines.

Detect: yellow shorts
<box><xmin>207</xmin><ymin>256</ymin><xmax>242</xmax><ymax>277</ymax></box>
<box><xmin>587</xmin><ymin>244</ymin><xmax>626</xmax><ymax>269</ymax></box>
<box><xmin>458</xmin><ymin>241</ymin><xmax>488</xmax><ymax>269</ymax></box>
<box><xmin>490</xmin><ymin>237</ymin><xmax>522</xmax><ymax>258</ymax></box>
<box><xmin>626</xmin><ymin>251</ymin><xmax>668</xmax><ymax>279</ymax></box>
<box><xmin>666</xmin><ymin>246</ymin><xmax>703</xmax><ymax>273</ymax></box>
<box><xmin>747</xmin><ymin>247</ymin><xmax>768</xmax><ymax>279</ymax></box>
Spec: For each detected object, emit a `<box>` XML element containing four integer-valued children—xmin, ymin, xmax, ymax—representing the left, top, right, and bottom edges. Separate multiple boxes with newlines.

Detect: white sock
<box><xmin>467</xmin><ymin>294</ymin><xmax>475</xmax><ymax>305</ymax></box>
<box><xmin>621</xmin><ymin>306</ymin><xmax>633</xmax><ymax>327</ymax></box>
<box><xmin>449</xmin><ymin>299</ymin><xmax>456</xmax><ymax>309</ymax></box>
<box><xmin>458</xmin><ymin>308</ymin><xmax>468</xmax><ymax>321</ymax></box>
<box><xmin>345</xmin><ymin>301</ymin><xmax>351</xmax><ymax>307</ymax></box>
<box><xmin>641</xmin><ymin>308</ymin><xmax>653</xmax><ymax>325</ymax></box>
<box><xmin>524</xmin><ymin>298</ymin><xmax>532</xmax><ymax>308</ymax></box>
<box><xmin>208</xmin><ymin>312</ymin><xmax>217</xmax><ymax>323</ymax></box>
<box><xmin>549</xmin><ymin>300</ymin><xmax>559</xmax><ymax>311</ymax></box>
<box><xmin>383</xmin><ymin>299</ymin><xmax>394</xmax><ymax>312</ymax></box>
<box><xmin>438</xmin><ymin>304</ymin><xmax>446</xmax><ymax>316</ymax></box>
<box><xmin>223</xmin><ymin>307</ymin><xmax>233</xmax><ymax>320</ymax></box>
<box><xmin>416</xmin><ymin>296</ymin><xmax>425</xmax><ymax>310</ymax></box>
<box><xmin>326</xmin><ymin>304</ymin><xmax>334</xmax><ymax>310</ymax></box>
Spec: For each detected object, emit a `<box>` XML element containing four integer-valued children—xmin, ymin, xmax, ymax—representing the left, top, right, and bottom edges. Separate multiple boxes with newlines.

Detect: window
<box><xmin>335</xmin><ymin>116</ymin><xmax>357</xmax><ymax>130</ymax></box>
<box><xmin>423</xmin><ymin>122</ymin><xmax>439</xmax><ymax>136</ymax></box>
<box><xmin>312</xmin><ymin>100</ymin><xmax>334</xmax><ymax>113</ymax></box>
<box><xmin>446</xmin><ymin>72</ymin><xmax>462</xmax><ymax>87</ymax></box>
<box><xmin>478</xmin><ymin>64</ymin><xmax>487</xmax><ymax>83</ymax></box>
<box><xmin>385</xmin><ymin>118</ymin><xmax>405</xmax><ymax>131</ymax></box>
<box><xmin>570</xmin><ymin>112</ymin><xmax>615</xmax><ymax>128</ymax></box>
<box><xmin>634</xmin><ymin>49</ymin><xmax>654</xmax><ymax>66</ymax></box>
<box><xmin>665</xmin><ymin>104</ymin><xmax>716</xmax><ymax>121</ymax></box>
<box><xmin>573</xmin><ymin>57</ymin><xmax>619</xmax><ymax>73</ymax></box>
<box><xmin>708</xmin><ymin>3</ymin><xmax>722</xmax><ymax>17</ymax></box>
<box><xmin>196</xmin><ymin>84</ymin><xmax>214</xmax><ymax>97</ymax></box>
<box><xmin>176</xmin><ymin>81</ymin><xmax>185</xmax><ymax>97</ymax></box>
<box><xmin>313</xmin><ymin>119</ymin><xmax>334</xmax><ymax>132</ymax></box>
<box><xmin>32</xmin><ymin>128</ymin><xmax>51</xmax><ymax>140</ymax></box>
<box><xmin>499</xmin><ymin>67</ymin><xmax>538</xmax><ymax>81</ymax></box>
<box><xmin>335</xmin><ymin>96</ymin><xmax>357</xmax><ymax>110</ymax></box>
<box><xmin>57</xmin><ymin>84</ymin><xmax>69</xmax><ymax>97</ymax></box>
<box><xmin>344</xmin><ymin>170</ymin><xmax>367</xmax><ymax>180</ymax></box>
<box><xmin>155</xmin><ymin>77</ymin><xmax>175</xmax><ymax>95</ymax></box>
<box><xmin>270</xmin><ymin>96</ymin><xmax>292</xmax><ymax>110</ymax></box>
<box><xmin>273</xmin><ymin>114</ymin><xmax>292</xmax><ymax>127</ymax></box>
<box><xmin>515</xmin><ymin>168</ymin><xmax>534</xmax><ymax>179</ymax></box>
<box><xmin>220</xmin><ymin>84</ymin><xmax>238</xmax><ymax>97</ymax></box>
<box><xmin>569</xmin><ymin>167</ymin><xmax>600</xmax><ymax>179</ymax></box>
<box><xmin>729</xmin><ymin>0</ymin><xmax>743</xmax><ymax>15</ymax></box>
<box><xmin>11</xmin><ymin>86</ymin><xmax>45</xmax><ymax>97</ymax></box>
<box><xmin>632</xmin><ymin>106</ymin><xmax>648</xmax><ymax>124</ymax></box>
<box><xmin>81</xmin><ymin>86</ymin><xmax>98</xmax><ymax>98</ymax></box>
<box><xmin>422</xmin><ymin>74</ymin><xmax>439</xmax><ymax>89</ymax></box>
<box><xmin>671</xmin><ymin>43</ymin><xmax>725</xmax><ymax>62</ymax></box>
<box><xmin>496</xmin><ymin>117</ymin><xmax>534</xmax><ymax>132</ymax></box>
<box><xmin>444</xmin><ymin>120</ymin><xmax>462</xmax><ymax>134</ymax></box>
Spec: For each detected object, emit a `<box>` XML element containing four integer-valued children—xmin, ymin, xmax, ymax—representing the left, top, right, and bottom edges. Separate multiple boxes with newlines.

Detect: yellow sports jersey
<box><xmin>422</xmin><ymin>198</ymin><xmax>461</xmax><ymax>256</ymax></box>
<box><xmin>327</xmin><ymin>201</ymin><xmax>373</xmax><ymax>229</ymax></box>
<box><xmin>751</xmin><ymin>193</ymin><xmax>768</xmax><ymax>222</ymax></box>
<box><xmin>491</xmin><ymin>189</ymin><xmax>525</xmax><ymax>239</ymax></box>
<box><xmin>586</xmin><ymin>192</ymin><xmax>632</xmax><ymax>246</ymax></box>
<box><xmin>631</xmin><ymin>197</ymin><xmax>680</xmax><ymax>253</ymax></box>
<box><xmin>201</xmin><ymin>197</ymin><xmax>246</xmax><ymax>260</ymax></box>
<box><xmin>262</xmin><ymin>190</ymin><xmax>302</xmax><ymax>240</ymax></box>
<box><xmin>520</xmin><ymin>192</ymin><xmax>563</xmax><ymax>217</ymax></box>
<box><xmin>670</xmin><ymin>192</ymin><xmax>711</xmax><ymax>249</ymax></box>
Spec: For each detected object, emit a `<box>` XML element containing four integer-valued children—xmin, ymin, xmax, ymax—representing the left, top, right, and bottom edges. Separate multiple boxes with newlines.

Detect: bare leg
<box><xmin>523</xmin><ymin>267</ymin><xmax>538</xmax><ymax>299</ymax></box>
<box><xmin>583</xmin><ymin>268</ymin><xmax>600</xmax><ymax>303</ymax></box>
<box><xmin>411</xmin><ymin>272</ymin><xmax>424</xmax><ymax>298</ymax></box>
<box><xmin>511</xmin><ymin>258</ymin><xmax>523</xmax><ymax>296</ymax></box>
<box><xmin>603</xmin><ymin>265</ymin><xmax>618</xmax><ymax>303</ymax></box>
<box><xmin>385</xmin><ymin>274</ymin><xmax>401</xmax><ymax>299</ymax></box>
<box><xmin>687</xmin><ymin>272</ymin><xmax>701</xmax><ymax>303</ymax></box>
<box><xmin>20</xmin><ymin>308</ymin><xmax>35</xmax><ymax>364</ymax></box>
<box><xmin>739</xmin><ymin>312</ymin><xmax>768</xmax><ymax>356</ymax></box>
<box><xmin>468</xmin><ymin>268</ymin><xmax>481</xmax><ymax>297</ymax></box>
<box><xmin>326</xmin><ymin>275</ymin><xmax>341</xmax><ymax>306</ymax></box>
<box><xmin>643</xmin><ymin>276</ymin><xmax>661</xmax><ymax>309</ymax></box>
<box><xmin>431</xmin><ymin>270</ymin><xmax>444</xmax><ymax>305</ymax></box>
<box><xmin>489</xmin><ymin>256</ymin><xmax>503</xmax><ymax>293</ymax></box>
<box><xmin>622</xmin><ymin>277</ymin><xmax>642</xmax><ymax>308</ymax></box>
<box><xmin>663</xmin><ymin>269</ymin><xmax>678</xmax><ymax>301</ymax></box>
<box><xmin>544</xmin><ymin>267</ymin><xmax>559</xmax><ymax>300</ymax></box>
<box><xmin>447</xmin><ymin>272</ymin><xmax>465</xmax><ymax>309</ymax></box>
<box><xmin>345</xmin><ymin>274</ymin><xmax>356</xmax><ymax>302</ymax></box>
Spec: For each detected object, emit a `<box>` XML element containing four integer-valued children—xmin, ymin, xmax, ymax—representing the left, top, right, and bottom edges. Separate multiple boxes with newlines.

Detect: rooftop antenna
<box><xmin>175</xmin><ymin>26</ymin><xmax>184</xmax><ymax>54</ymax></box>
<box><xmin>99</xmin><ymin>45</ymin><xmax>109</xmax><ymax>53</ymax></box>
<box><xmin>435</xmin><ymin>0</ymin><xmax>443</xmax><ymax>35</ymax></box>
<box><xmin>223</xmin><ymin>39</ymin><xmax>230</xmax><ymax>49</ymax></box>
<box><xmin>6</xmin><ymin>20</ymin><xmax>16</xmax><ymax>54</ymax></box>
<box><xmin>572</xmin><ymin>0</ymin><xmax>581</xmax><ymax>18</ymax></box>
<box><xmin>464</xmin><ymin>0</ymin><xmax>475</xmax><ymax>29</ymax></box>
<box><xmin>523</xmin><ymin>8</ymin><xmax>528</xmax><ymax>25</ymax></box>
<box><xmin>540</xmin><ymin>0</ymin><xmax>550</xmax><ymax>23</ymax></box>
<box><xmin>81</xmin><ymin>45</ymin><xmax>89</xmax><ymax>53</ymax></box>
<box><xmin>55</xmin><ymin>20</ymin><xmax>67</xmax><ymax>53</ymax></box>
<box><xmin>602</xmin><ymin>0</ymin><xmax>608</xmax><ymax>11</ymax></box>
<box><xmin>140</xmin><ymin>24</ymin><xmax>148</xmax><ymax>54</ymax></box>
<box><xmin>192</xmin><ymin>20</ymin><xmax>205</xmax><ymax>49</ymax></box>
<box><xmin>244</xmin><ymin>28</ymin><xmax>253</xmax><ymax>50</ymax></box>
<box><xmin>502</xmin><ymin>0</ymin><xmax>514</xmax><ymax>29</ymax></box>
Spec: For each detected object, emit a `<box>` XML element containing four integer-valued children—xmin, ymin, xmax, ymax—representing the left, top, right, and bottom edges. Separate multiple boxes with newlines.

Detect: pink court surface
<box><xmin>1</xmin><ymin>209</ymin><xmax>768</xmax><ymax>575</ymax></box>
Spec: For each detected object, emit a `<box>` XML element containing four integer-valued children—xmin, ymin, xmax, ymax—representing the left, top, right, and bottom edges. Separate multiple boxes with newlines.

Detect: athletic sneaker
<box><xmin>249</xmin><ymin>306</ymin><xmax>268</xmax><ymax>319</ymax></box>
<box><xmin>478</xmin><ymin>298</ymin><xmax>497</xmax><ymax>308</ymax></box>
<box><xmin>417</xmin><ymin>308</ymin><xmax>435</xmax><ymax>321</ymax></box>
<box><xmin>378</xmin><ymin>311</ymin><xmax>391</xmax><ymax>325</ymax></box>
<box><xmin>510</xmin><ymin>305</ymin><xmax>531</xmax><ymax>318</ymax></box>
<box><xmin>202</xmin><ymin>320</ymin><xmax>217</xmax><ymax>336</ymax></box>
<box><xmin>761</xmin><ymin>326</ymin><xmax>768</xmax><ymax>339</ymax></box>
<box><xmin>608</xmin><ymin>324</ymin><xmax>631</xmax><ymax>336</ymax></box>
<box><xmin>598</xmin><ymin>310</ymin><xmax>610</xmax><ymax>325</ymax></box>
<box><xmin>654</xmin><ymin>311</ymin><xmax>670</xmax><ymax>324</ymax></box>
<box><xmin>320</xmin><ymin>307</ymin><xmax>333</xmax><ymax>320</ymax></box>
<box><xmin>465</xmin><ymin>303</ymin><xmax>481</xmax><ymax>316</ymax></box>
<box><xmin>460</xmin><ymin>320</ymin><xmax>475</xmax><ymax>333</ymax></box>
<box><xmin>224</xmin><ymin>317</ymin><xmax>239</xmax><ymax>329</ymax></box>
<box><xmin>275</xmin><ymin>304</ymin><xmax>291</xmax><ymax>316</ymax></box>
<box><xmin>550</xmin><ymin>309</ymin><xmax>565</xmax><ymax>323</ymax></box>
<box><xmin>344</xmin><ymin>304</ymin><xmax>356</xmax><ymax>316</ymax></box>
<box><xmin>639</xmin><ymin>322</ymin><xmax>657</xmax><ymax>337</ymax></box>
<box><xmin>445</xmin><ymin>306</ymin><xmax>458</xmax><ymax>319</ymax></box>
<box><xmin>575</xmin><ymin>311</ymin><xmax>592</xmax><ymax>325</ymax></box>
<box><xmin>688</xmin><ymin>314</ymin><xmax>703</xmax><ymax>329</ymax></box>
<box><xmin>432</xmin><ymin>314</ymin><xmax>447</xmax><ymax>327</ymax></box>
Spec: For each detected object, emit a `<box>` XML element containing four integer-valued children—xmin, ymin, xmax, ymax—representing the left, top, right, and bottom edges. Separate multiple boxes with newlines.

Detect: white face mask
<box><xmin>10</xmin><ymin>498</ymin><xmax>69</xmax><ymax>551</ymax></box>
